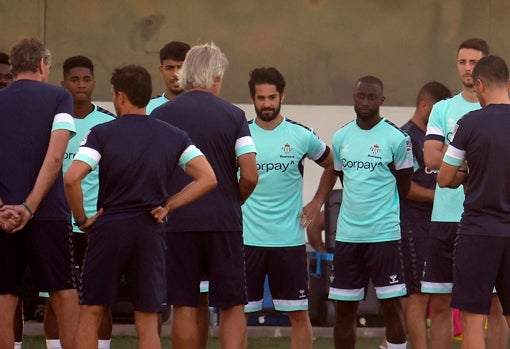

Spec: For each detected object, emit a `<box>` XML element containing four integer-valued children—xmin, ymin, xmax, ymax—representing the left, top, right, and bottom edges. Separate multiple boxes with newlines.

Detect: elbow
<box><xmin>437</xmin><ymin>178</ymin><xmax>447</xmax><ymax>188</ymax></box>
<box><xmin>437</xmin><ymin>175</ymin><xmax>456</xmax><ymax>189</ymax></box>
<box><xmin>49</xmin><ymin>152</ymin><xmax>65</xmax><ymax>169</ymax></box>
<box><xmin>207</xmin><ymin>175</ymin><xmax>218</xmax><ymax>193</ymax></box>
<box><xmin>63</xmin><ymin>172</ymin><xmax>79</xmax><ymax>198</ymax></box>
<box><xmin>437</xmin><ymin>177</ymin><xmax>453</xmax><ymax>189</ymax></box>
<box><xmin>424</xmin><ymin>157</ymin><xmax>440</xmax><ymax>171</ymax></box>
<box><xmin>63</xmin><ymin>172</ymin><xmax>74</xmax><ymax>189</ymax></box>
<box><xmin>244</xmin><ymin>172</ymin><xmax>259</xmax><ymax>189</ymax></box>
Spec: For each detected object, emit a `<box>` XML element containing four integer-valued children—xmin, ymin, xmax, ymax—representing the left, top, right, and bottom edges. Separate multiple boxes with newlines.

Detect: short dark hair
<box><xmin>9</xmin><ymin>37</ymin><xmax>51</xmax><ymax>76</ymax></box>
<box><xmin>0</xmin><ymin>52</ymin><xmax>9</xmax><ymax>65</ymax></box>
<box><xmin>458</xmin><ymin>38</ymin><xmax>489</xmax><ymax>56</ymax></box>
<box><xmin>472</xmin><ymin>55</ymin><xmax>509</xmax><ymax>87</ymax></box>
<box><xmin>248</xmin><ymin>67</ymin><xmax>286</xmax><ymax>98</ymax></box>
<box><xmin>355</xmin><ymin>75</ymin><xmax>384</xmax><ymax>93</ymax></box>
<box><xmin>159</xmin><ymin>41</ymin><xmax>190</xmax><ymax>63</ymax></box>
<box><xmin>63</xmin><ymin>55</ymin><xmax>94</xmax><ymax>76</ymax></box>
<box><xmin>416</xmin><ymin>81</ymin><xmax>452</xmax><ymax>106</ymax></box>
<box><xmin>110</xmin><ymin>65</ymin><xmax>152</xmax><ymax>108</ymax></box>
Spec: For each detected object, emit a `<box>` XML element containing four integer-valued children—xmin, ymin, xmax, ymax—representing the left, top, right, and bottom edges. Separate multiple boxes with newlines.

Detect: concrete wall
<box><xmin>1</xmin><ymin>0</ymin><xmax>509</xmax><ymax>105</ymax></box>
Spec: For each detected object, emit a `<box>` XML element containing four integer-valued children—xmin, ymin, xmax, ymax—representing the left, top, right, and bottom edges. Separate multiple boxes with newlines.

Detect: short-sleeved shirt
<box><xmin>242</xmin><ymin>117</ymin><xmax>330</xmax><ymax>247</ymax></box>
<box><xmin>400</xmin><ymin>120</ymin><xmax>436</xmax><ymax>233</ymax></box>
<box><xmin>332</xmin><ymin>118</ymin><xmax>413</xmax><ymax>243</ymax></box>
<box><xmin>151</xmin><ymin>90</ymin><xmax>256</xmax><ymax>232</ymax></box>
<box><xmin>0</xmin><ymin>79</ymin><xmax>75</xmax><ymax>220</ymax></box>
<box><xmin>146</xmin><ymin>93</ymin><xmax>170</xmax><ymax>114</ymax></box>
<box><xmin>63</xmin><ymin>104</ymin><xmax>115</xmax><ymax>232</ymax></box>
<box><xmin>443</xmin><ymin>104</ymin><xmax>510</xmax><ymax>237</ymax></box>
<box><xmin>425</xmin><ymin>93</ymin><xmax>480</xmax><ymax>222</ymax></box>
<box><xmin>74</xmin><ymin>114</ymin><xmax>202</xmax><ymax>216</ymax></box>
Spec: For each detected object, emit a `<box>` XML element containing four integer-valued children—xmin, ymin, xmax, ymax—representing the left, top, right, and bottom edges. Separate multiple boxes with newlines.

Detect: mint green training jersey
<box><xmin>425</xmin><ymin>93</ymin><xmax>480</xmax><ymax>222</ymax></box>
<box><xmin>333</xmin><ymin>118</ymin><xmax>413</xmax><ymax>243</ymax></box>
<box><xmin>63</xmin><ymin>104</ymin><xmax>115</xmax><ymax>232</ymax></box>
<box><xmin>242</xmin><ymin>117</ymin><xmax>329</xmax><ymax>247</ymax></box>
<box><xmin>146</xmin><ymin>93</ymin><xmax>170</xmax><ymax>114</ymax></box>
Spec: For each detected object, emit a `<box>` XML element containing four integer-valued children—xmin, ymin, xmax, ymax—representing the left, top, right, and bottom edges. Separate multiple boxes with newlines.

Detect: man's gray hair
<box><xmin>178</xmin><ymin>42</ymin><xmax>228</xmax><ymax>90</ymax></box>
<box><xmin>10</xmin><ymin>38</ymin><xmax>51</xmax><ymax>76</ymax></box>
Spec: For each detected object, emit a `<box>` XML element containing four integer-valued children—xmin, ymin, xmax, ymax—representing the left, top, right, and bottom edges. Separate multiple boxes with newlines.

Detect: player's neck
<box><xmin>356</xmin><ymin>115</ymin><xmax>382</xmax><ymax>130</ymax></box>
<box><xmin>188</xmin><ymin>85</ymin><xmax>220</xmax><ymax>96</ymax></box>
<box><xmin>461</xmin><ymin>86</ymin><xmax>478</xmax><ymax>103</ymax></box>
<box><xmin>73</xmin><ymin>102</ymin><xmax>94</xmax><ymax>119</ymax></box>
<box><xmin>410</xmin><ymin>112</ymin><xmax>427</xmax><ymax>132</ymax></box>
<box><xmin>164</xmin><ymin>90</ymin><xmax>180</xmax><ymax>101</ymax></box>
<box><xmin>482</xmin><ymin>90</ymin><xmax>510</xmax><ymax>106</ymax></box>
<box><xmin>14</xmin><ymin>71</ymin><xmax>44</xmax><ymax>82</ymax></box>
<box><xmin>255</xmin><ymin>114</ymin><xmax>283</xmax><ymax>131</ymax></box>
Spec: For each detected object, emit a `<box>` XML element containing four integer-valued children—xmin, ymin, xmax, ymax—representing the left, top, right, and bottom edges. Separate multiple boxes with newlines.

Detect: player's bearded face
<box><xmin>255</xmin><ymin>98</ymin><xmax>281</xmax><ymax>122</ymax></box>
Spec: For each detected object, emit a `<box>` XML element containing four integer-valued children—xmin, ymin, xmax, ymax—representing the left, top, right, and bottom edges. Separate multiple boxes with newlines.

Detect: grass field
<box><xmin>22</xmin><ymin>335</ymin><xmax>464</xmax><ymax>349</ymax></box>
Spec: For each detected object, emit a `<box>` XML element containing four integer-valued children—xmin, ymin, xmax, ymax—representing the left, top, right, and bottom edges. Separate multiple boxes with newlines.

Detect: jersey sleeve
<box><xmin>307</xmin><ymin>129</ymin><xmax>329</xmax><ymax>163</ymax></box>
<box><xmin>394</xmin><ymin>134</ymin><xmax>414</xmax><ymax>171</ymax></box>
<box><xmin>425</xmin><ymin>102</ymin><xmax>445</xmax><ymax>143</ymax></box>
<box><xmin>443</xmin><ymin>121</ymin><xmax>467</xmax><ymax>166</ymax></box>
<box><xmin>51</xmin><ymin>90</ymin><xmax>76</xmax><ymax>137</ymax></box>
<box><xmin>235</xmin><ymin>116</ymin><xmax>257</xmax><ymax>157</ymax></box>
<box><xmin>179</xmin><ymin>144</ymin><xmax>204</xmax><ymax>169</ymax></box>
<box><xmin>74</xmin><ymin>129</ymin><xmax>101</xmax><ymax>170</ymax></box>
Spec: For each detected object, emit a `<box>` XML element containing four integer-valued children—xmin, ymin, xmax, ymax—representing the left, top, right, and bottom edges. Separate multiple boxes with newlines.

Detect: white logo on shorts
<box><xmin>389</xmin><ymin>274</ymin><xmax>398</xmax><ymax>284</ymax></box>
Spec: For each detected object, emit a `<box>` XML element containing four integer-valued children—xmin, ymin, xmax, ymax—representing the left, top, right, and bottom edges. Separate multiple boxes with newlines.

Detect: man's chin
<box><xmin>170</xmin><ymin>88</ymin><xmax>184</xmax><ymax>95</ymax></box>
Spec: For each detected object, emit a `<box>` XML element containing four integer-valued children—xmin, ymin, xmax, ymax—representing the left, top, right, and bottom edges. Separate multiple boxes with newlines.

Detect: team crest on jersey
<box><xmin>370</xmin><ymin>144</ymin><xmax>380</xmax><ymax>155</ymax></box>
<box><xmin>282</xmin><ymin>143</ymin><xmax>292</xmax><ymax>154</ymax></box>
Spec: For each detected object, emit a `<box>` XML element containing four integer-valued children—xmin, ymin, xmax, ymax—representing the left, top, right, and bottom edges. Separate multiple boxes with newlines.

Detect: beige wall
<box><xmin>1</xmin><ymin>0</ymin><xmax>509</xmax><ymax>105</ymax></box>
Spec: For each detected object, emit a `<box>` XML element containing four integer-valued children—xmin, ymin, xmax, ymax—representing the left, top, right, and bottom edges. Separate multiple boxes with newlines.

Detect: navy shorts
<box><xmin>166</xmin><ymin>230</ymin><xmax>247</xmax><ymax>308</ymax></box>
<box><xmin>452</xmin><ymin>234</ymin><xmax>510</xmax><ymax>315</ymax></box>
<box><xmin>401</xmin><ymin>228</ymin><xmax>429</xmax><ymax>295</ymax></box>
<box><xmin>244</xmin><ymin>245</ymin><xmax>308</xmax><ymax>313</ymax></box>
<box><xmin>421</xmin><ymin>222</ymin><xmax>457</xmax><ymax>294</ymax></box>
<box><xmin>328</xmin><ymin>240</ymin><xmax>406</xmax><ymax>301</ymax></box>
<box><xmin>0</xmin><ymin>220</ymin><xmax>74</xmax><ymax>296</ymax></box>
<box><xmin>79</xmin><ymin>213</ymin><xmax>167</xmax><ymax>313</ymax></box>
<box><xmin>72</xmin><ymin>232</ymin><xmax>88</xmax><ymax>276</ymax></box>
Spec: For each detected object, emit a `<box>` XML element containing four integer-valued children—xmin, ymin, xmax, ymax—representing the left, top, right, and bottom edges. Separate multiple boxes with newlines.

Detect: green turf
<box><xmin>21</xmin><ymin>335</ymin><xmax>465</xmax><ymax>348</ymax></box>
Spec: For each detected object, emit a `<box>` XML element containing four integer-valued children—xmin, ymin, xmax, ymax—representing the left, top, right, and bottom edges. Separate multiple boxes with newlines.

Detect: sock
<box><xmin>14</xmin><ymin>342</ymin><xmax>22</xmax><ymax>349</ymax></box>
<box><xmin>386</xmin><ymin>341</ymin><xmax>407</xmax><ymax>349</ymax></box>
<box><xmin>45</xmin><ymin>339</ymin><xmax>62</xmax><ymax>349</ymax></box>
<box><xmin>98</xmin><ymin>339</ymin><xmax>112</xmax><ymax>349</ymax></box>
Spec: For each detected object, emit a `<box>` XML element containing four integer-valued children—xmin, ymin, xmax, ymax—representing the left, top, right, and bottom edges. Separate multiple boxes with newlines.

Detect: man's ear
<box><xmin>38</xmin><ymin>57</ymin><xmax>45</xmax><ymax>74</ymax></box>
<box><xmin>475</xmin><ymin>79</ymin><xmax>484</xmax><ymax>93</ymax></box>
